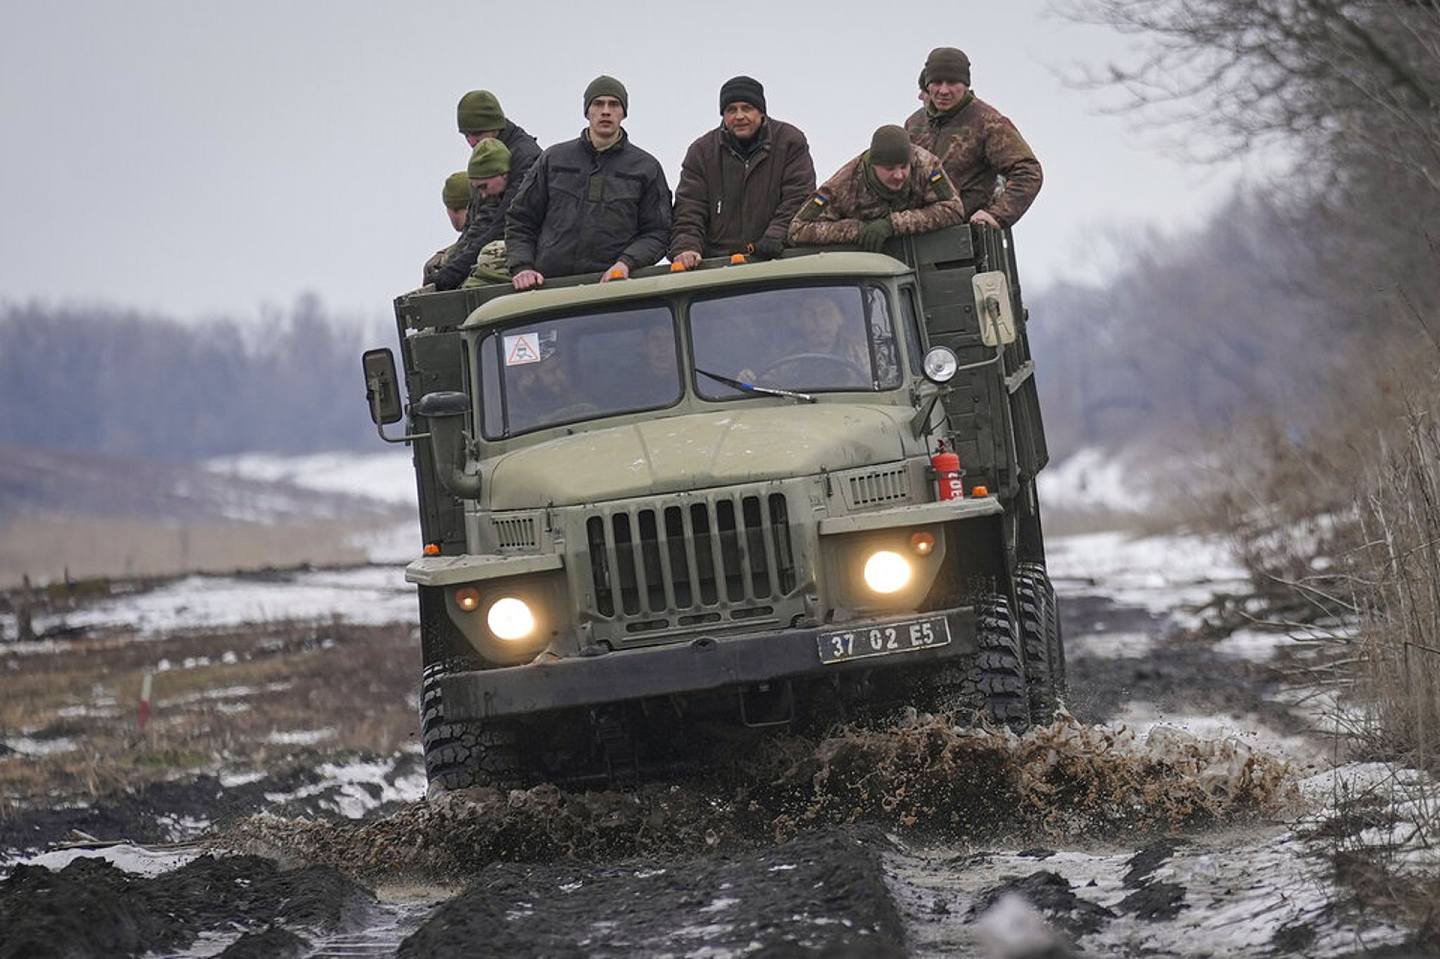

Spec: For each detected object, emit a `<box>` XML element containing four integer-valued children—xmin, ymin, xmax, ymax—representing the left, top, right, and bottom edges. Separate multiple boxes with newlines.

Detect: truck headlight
<box><xmin>862</xmin><ymin>550</ymin><xmax>912</xmax><ymax>594</ymax></box>
<box><xmin>486</xmin><ymin>596</ymin><xmax>536</xmax><ymax>641</ymax></box>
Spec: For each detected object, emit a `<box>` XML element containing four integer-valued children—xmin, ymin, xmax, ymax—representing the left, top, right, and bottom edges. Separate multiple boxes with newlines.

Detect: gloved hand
<box><xmin>752</xmin><ymin>236</ymin><xmax>785</xmax><ymax>260</ymax></box>
<box><xmin>857</xmin><ymin>217</ymin><xmax>893</xmax><ymax>252</ymax></box>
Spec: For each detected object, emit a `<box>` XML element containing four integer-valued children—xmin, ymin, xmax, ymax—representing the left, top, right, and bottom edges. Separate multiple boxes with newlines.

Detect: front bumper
<box><xmin>439</xmin><ymin>606</ymin><xmax>978</xmax><ymax>720</ymax></box>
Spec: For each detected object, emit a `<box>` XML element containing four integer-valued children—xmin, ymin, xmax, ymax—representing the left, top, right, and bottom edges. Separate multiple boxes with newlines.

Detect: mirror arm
<box><xmin>374</xmin><ymin>421</ymin><xmax>430</xmax><ymax>445</ymax></box>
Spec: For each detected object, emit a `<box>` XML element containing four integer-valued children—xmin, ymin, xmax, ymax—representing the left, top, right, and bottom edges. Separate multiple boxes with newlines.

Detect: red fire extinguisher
<box><xmin>931</xmin><ymin>442</ymin><xmax>963</xmax><ymax>500</ymax></box>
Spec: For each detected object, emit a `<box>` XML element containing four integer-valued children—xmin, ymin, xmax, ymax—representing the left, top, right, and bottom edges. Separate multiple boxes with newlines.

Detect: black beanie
<box><xmin>924</xmin><ymin>47</ymin><xmax>971</xmax><ymax>86</ymax></box>
<box><xmin>719</xmin><ymin>75</ymin><xmax>766</xmax><ymax>115</ymax></box>
<box><xmin>869</xmin><ymin>125</ymin><xmax>912</xmax><ymax>167</ymax></box>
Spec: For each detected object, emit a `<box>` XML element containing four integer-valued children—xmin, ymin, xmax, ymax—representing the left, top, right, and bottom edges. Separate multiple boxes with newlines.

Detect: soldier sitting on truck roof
<box><xmin>788</xmin><ymin>125</ymin><xmax>965</xmax><ymax>249</ymax></box>
<box><xmin>506</xmin><ymin>76</ymin><xmax>672</xmax><ymax>291</ymax></box>
<box><xmin>669</xmin><ymin>76</ymin><xmax>816</xmax><ymax>269</ymax></box>
<box><xmin>454</xmin><ymin>141</ymin><xmax>513</xmax><ymax>289</ymax></box>
<box><xmin>420</xmin><ymin>171</ymin><xmax>473</xmax><ymax>286</ymax></box>
<box><xmin>905</xmin><ymin>47</ymin><xmax>1043</xmax><ymax>230</ymax></box>
<box><xmin>431</xmin><ymin>90</ymin><xmax>542</xmax><ymax>291</ymax></box>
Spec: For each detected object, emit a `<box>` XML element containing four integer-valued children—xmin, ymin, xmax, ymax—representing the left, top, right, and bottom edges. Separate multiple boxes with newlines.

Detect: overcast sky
<box><xmin>0</xmin><ymin>0</ymin><xmax>1269</xmax><ymax>323</ymax></box>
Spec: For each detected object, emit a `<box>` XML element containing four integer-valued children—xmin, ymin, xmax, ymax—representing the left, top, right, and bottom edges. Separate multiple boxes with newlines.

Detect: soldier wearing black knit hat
<box><xmin>506</xmin><ymin>75</ymin><xmax>672</xmax><ymax>289</ymax></box>
<box><xmin>670</xmin><ymin>75</ymin><xmax>816</xmax><ymax>268</ymax></box>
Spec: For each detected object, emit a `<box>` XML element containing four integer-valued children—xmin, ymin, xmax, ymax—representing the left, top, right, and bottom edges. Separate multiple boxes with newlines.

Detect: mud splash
<box><xmin>222</xmin><ymin>714</ymin><xmax>1297</xmax><ymax>879</ymax></box>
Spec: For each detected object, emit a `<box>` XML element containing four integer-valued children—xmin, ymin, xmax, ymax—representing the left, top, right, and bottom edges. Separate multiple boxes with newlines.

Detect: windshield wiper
<box><xmin>696</xmin><ymin>368</ymin><xmax>816</xmax><ymax>403</ymax></box>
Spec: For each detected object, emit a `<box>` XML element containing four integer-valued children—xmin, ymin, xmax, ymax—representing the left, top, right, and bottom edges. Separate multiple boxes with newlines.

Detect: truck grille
<box><xmin>585</xmin><ymin>493</ymin><xmax>797</xmax><ymax>622</ymax></box>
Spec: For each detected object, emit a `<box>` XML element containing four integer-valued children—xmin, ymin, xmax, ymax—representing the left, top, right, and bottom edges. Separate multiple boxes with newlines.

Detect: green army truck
<box><xmin>362</xmin><ymin>225</ymin><xmax>1063</xmax><ymax>793</ymax></box>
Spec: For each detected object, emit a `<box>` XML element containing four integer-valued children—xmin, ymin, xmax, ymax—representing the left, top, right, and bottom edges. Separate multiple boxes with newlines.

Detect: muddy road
<box><xmin>1</xmin><ymin>531</ymin><xmax>1433</xmax><ymax>957</ymax></box>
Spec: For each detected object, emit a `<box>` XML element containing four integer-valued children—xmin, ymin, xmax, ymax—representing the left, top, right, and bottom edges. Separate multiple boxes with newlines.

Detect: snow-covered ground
<box><xmin>206</xmin><ymin>451</ymin><xmax>418</xmax><ymax>507</ymax></box>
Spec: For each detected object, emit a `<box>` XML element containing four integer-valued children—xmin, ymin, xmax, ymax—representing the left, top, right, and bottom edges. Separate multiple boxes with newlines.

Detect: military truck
<box><xmin>362</xmin><ymin>225</ymin><xmax>1063</xmax><ymax>793</ymax></box>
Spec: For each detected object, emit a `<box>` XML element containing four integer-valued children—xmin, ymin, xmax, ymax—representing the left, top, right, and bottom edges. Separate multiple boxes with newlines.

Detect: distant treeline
<box><xmin>1028</xmin><ymin>193</ymin><xmax>1340</xmax><ymax>452</ymax></box>
<box><xmin>0</xmin><ymin>295</ymin><xmax>390</xmax><ymax>459</ymax></box>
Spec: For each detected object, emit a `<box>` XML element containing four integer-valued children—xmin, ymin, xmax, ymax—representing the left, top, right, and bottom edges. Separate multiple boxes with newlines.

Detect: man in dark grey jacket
<box><xmin>432</xmin><ymin>90</ymin><xmax>542</xmax><ymax>291</ymax></box>
<box><xmin>507</xmin><ymin>76</ymin><xmax>672</xmax><ymax>290</ymax></box>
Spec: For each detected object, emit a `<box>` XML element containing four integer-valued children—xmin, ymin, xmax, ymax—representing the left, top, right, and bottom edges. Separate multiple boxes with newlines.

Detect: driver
<box><xmin>793</xmin><ymin>295</ymin><xmax>870</xmax><ymax>379</ymax></box>
<box><xmin>506</xmin><ymin>337</ymin><xmax>593</xmax><ymax>428</ymax></box>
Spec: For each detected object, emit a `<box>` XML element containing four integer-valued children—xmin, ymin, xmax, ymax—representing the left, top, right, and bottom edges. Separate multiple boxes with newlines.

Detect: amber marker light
<box><xmin>670</xmin><ymin>261</ymin><xmax>688</xmax><ymax>272</ymax></box>
<box><xmin>607</xmin><ymin>266</ymin><xmax>627</xmax><ymax>280</ymax></box>
<box><xmin>454</xmin><ymin>587</ymin><xmax>481</xmax><ymax>613</ymax></box>
<box><xmin>423</xmin><ymin>543</ymin><xmax>441</xmax><ymax>556</ymax></box>
<box><xmin>910</xmin><ymin>531</ymin><xmax>936</xmax><ymax>556</ymax></box>
<box><xmin>971</xmin><ymin>486</ymin><xmax>989</xmax><ymax>497</ymax></box>
<box><xmin>729</xmin><ymin>253</ymin><xmax>748</xmax><ymax>264</ymax></box>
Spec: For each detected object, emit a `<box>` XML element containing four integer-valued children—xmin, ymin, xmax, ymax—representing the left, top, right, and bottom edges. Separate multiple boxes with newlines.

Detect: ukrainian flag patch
<box><xmin>929</xmin><ymin>169</ymin><xmax>944</xmax><ymax>183</ymax></box>
<box><xmin>811</xmin><ymin>193</ymin><xmax>829</xmax><ymax>207</ymax></box>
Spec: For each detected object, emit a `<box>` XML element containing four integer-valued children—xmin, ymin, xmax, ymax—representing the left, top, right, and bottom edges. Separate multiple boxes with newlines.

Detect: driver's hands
<box><xmin>512</xmin><ymin>269</ymin><xmax>545</xmax><ymax>290</ymax></box>
<box><xmin>672</xmin><ymin>250</ymin><xmax>702</xmax><ymax>269</ymax></box>
<box><xmin>600</xmin><ymin>260</ymin><xmax>630</xmax><ymax>283</ymax></box>
<box><xmin>857</xmin><ymin>217</ymin><xmax>894</xmax><ymax>252</ymax></box>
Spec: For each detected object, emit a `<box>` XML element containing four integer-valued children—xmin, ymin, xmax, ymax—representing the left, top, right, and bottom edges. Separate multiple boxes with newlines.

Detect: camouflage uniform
<box><xmin>460</xmin><ymin>240</ymin><xmax>510</xmax><ymax>288</ymax></box>
<box><xmin>904</xmin><ymin>91</ymin><xmax>1041</xmax><ymax>227</ymax></box>
<box><xmin>788</xmin><ymin>144</ymin><xmax>964</xmax><ymax>245</ymax></box>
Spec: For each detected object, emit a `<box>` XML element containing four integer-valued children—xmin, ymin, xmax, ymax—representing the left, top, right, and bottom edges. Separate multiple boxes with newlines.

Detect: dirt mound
<box><xmin>222</xmin><ymin>714</ymin><xmax>1297</xmax><ymax>879</ymax></box>
<box><xmin>0</xmin><ymin>854</ymin><xmax>374</xmax><ymax>959</ymax></box>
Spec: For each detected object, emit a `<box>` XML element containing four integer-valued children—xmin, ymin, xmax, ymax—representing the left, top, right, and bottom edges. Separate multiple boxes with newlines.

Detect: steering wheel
<box><xmin>755</xmin><ymin>352</ymin><xmax>868</xmax><ymax>383</ymax></box>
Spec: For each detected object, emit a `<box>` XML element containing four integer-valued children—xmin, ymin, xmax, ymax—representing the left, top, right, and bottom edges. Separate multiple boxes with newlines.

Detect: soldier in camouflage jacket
<box><xmin>788</xmin><ymin>125</ymin><xmax>965</xmax><ymax>249</ymax></box>
<box><xmin>905</xmin><ymin>47</ymin><xmax>1042</xmax><ymax>229</ymax></box>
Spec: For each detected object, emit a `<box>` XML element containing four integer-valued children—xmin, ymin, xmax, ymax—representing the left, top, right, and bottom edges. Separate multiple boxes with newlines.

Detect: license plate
<box><xmin>816</xmin><ymin>616</ymin><xmax>951</xmax><ymax>664</ymax></box>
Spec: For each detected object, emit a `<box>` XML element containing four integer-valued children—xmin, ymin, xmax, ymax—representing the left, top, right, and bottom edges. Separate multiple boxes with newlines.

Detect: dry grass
<box><xmin>0</xmin><ymin>618</ymin><xmax>419</xmax><ymax>814</ymax></box>
<box><xmin>1353</xmin><ymin>400</ymin><xmax>1440</xmax><ymax>772</ymax></box>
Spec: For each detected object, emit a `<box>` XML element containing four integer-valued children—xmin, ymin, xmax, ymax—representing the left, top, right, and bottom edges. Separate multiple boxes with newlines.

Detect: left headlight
<box><xmin>486</xmin><ymin>596</ymin><xmax>536</xmax><ymax>640</ymax></box>
<box><xmin>862</xmin><ymin>550</ymin><xmax>912</xmax><ymax>594</ymax></box>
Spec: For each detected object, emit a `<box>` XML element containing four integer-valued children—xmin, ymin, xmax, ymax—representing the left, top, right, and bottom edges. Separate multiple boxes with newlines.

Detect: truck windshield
<box><xmin>479</xmin><ymin>305</ymin><xmax>681</xmax><ymax>438</ymax></box>
<box><xmin>690</xmin><ymin>284</ymin><xmax>901</xmax><ymax>400</ymax></box>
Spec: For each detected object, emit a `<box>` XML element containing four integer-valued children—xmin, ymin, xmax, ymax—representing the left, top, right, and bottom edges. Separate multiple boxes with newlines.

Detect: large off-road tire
<box><xmin>1017</xmin><ymin>563</ymin><xmax>1065</xmax><ymax>723</ymax></box>
<box><xmin>417</xmin><ymin>588</ymin><xmax>525</xmax><ymax>796</ymax></box>
<box><xmin>419</xmin><ymin>659</ymin><xmax>526</xmax><ymax>796</ymax></box>
<box><xmin>921</xmin><ymin>593</ymin><xmax>1030</xmax><ymax>731</ymax></box>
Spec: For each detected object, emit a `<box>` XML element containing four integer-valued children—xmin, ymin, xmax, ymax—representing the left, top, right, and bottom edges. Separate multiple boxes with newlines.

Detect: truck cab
<box><xmin>363</xmin><ymin>225</ymin><xmax>1062</xmax><ymax>793</ymax></box>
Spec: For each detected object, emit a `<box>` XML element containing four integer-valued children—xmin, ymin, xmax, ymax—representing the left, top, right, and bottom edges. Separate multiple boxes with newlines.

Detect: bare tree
<box><xmin>1059</xmin><ymin>0</ymin><xmax>1440</xmax><ymax>190</ymax></box>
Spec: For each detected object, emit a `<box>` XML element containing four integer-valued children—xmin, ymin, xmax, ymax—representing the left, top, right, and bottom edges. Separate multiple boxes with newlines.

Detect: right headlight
<box><xmin>862</xmin><ymin>550</ymin><xmax>913</xmax><ymax>594</ymax></box>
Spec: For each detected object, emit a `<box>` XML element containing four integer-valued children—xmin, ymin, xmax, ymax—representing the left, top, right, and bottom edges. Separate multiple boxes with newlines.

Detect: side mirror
<box><xmin>972</xmin><ymin>272</ymin><xmax>1017</xmax><ymax>347</ymax></box>
<box><xmin>362</xmin><ymin>348</ymin><xmax>403</xmax><ymax>425</ymax></box>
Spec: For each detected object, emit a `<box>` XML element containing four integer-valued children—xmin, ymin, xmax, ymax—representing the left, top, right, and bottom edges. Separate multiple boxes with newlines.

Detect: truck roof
<box><xmin>460</xmin><ymin>251</ymin><xmax>911</xmax><ymax>329</ymax></box>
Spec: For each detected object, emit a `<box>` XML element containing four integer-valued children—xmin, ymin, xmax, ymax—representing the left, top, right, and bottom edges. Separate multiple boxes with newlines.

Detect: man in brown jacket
<box><xmin>788</xmin><ymin>125</ymin><xmax>965</xmax><ymax>249</ymax></box>
<box><xmin>670</xmin><ymin>76</ymin><xmax>816</xmax><ymax>268</ymax></box>
<box><xmin>905</xmin><ymin>47</ymin><xmax>1042</xmax><ymax>229</ymax></box>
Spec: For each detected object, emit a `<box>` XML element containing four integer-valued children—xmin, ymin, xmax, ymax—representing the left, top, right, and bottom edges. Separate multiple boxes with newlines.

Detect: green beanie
<box><xmin>869</xmin><ymin>125</ymin><xmax>912</xmax><ymax>167</ymax></box>
<box><xmin>923</xmin><ymin>47</ymin><xmax>971</xmax><ymax>86</ymax></box>
<box><xmin>442</xmin><ymin>171</ymin><xmax>471</xmax><ymax>210</ymax></box>
<box><xmin>457</xmin><ymin>90</ymin><xmax>505</xmax><ymax>133</ymax></box>
<box><xmin>583</xmin><ymin>75</ymin><xmax>628</xmax><ymax>115</ymax></box>
<box><xmin>467</xmin><ymin>138</ymin><xmax>511</xmax><ymax>179</ymax></box>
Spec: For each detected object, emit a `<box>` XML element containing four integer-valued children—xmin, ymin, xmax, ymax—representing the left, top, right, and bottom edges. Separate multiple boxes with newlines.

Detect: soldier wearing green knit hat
<box><xmin>423</xmin><ymin>171</ymin><xmax>477</xmax><ymax>285</ymax></box>
<box><xmin>467</xmin><ymin>138</ymin><xmax>512</xmax><ymax>199</ymax></box>
<box><xmin>432</xmin><ymin>90</ymin><xmax>542</xmax><ymax>291</ymax></box>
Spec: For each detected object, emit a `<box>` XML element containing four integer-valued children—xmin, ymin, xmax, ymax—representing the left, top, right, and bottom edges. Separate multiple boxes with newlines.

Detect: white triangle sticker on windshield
<box><xmin>504</xmin><ymin>332</ymin><xmax>542</xmax><ymax>366</ymax></box>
